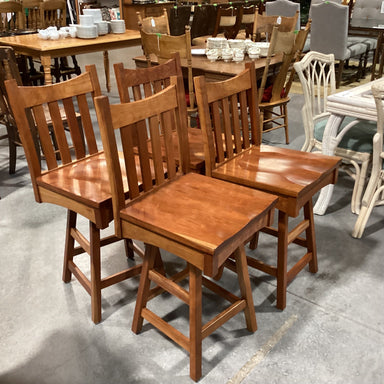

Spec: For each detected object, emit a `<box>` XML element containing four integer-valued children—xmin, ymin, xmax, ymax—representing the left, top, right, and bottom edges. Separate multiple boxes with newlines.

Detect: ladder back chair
<box><xmin>353</xmin><ymin>81</ymin><xmax>384</xmax><ymax>238</ymax></box>
<box><xmin>252</xmin><ymin>9</ymin><xmax>299</xmax><ymax>42</ymax></box>
<box><xmin>0</xmin><ymin>1</ymin><xmax>25</xmax><ymax>32</ymax></box>
<box><xmin>194</xmin><ymin>62</ymin><xmax>341</xmax><ymax>310</ymax></box>
<box><xmin>258</xmin><ymin>23</ymin><xmax>310</xmax><ymax>144</ymax></box>
<box><xmin>136</xmin><ymin>8</ymin><xmax>170</xmax><ymax>34</ymax></box>
<box><xmin>212</xmin><ymin>4</ymin><xmax>243</xmax><ymax>40</ymax></box>
<box><xmin>139</xmin><ymin>26</ymin><xmax>196</xmax><ymax>121</ymax></box>
<box><xmin>169</xmin><ymin>4</ymin><xmax>191</xmax><ymax>36</ymax></box>
<box><xmin>5</xmin><ymin>66</ymin><xmax>144</xmax><ymax>324</ymax></box>
<box><xmin>94</xmin><ymin>76</ymin><xmax>278</xmax><ymax>381</ymax></box>
<box><xmin>294</xmin><ymin>51</ymin><xmax>377</xmax><ymax>214</ymax></box>
<box><xmin>114</xmin><ymin>54</ymin><xmax>205</xmax><ymax>173</ymax></box>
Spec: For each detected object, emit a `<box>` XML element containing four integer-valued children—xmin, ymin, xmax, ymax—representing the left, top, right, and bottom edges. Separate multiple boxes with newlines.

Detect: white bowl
<box><xmin>253</xmin><ymin>42</ymin><xmax>270</xmax><ymax>57</ymax></box>
<box><xmin>79</xmin><ymin>15</ymin><xmax>94</xmax><ymax>26</ymax></box>
<box><xmin>76</xmin><ymin>24</ymin><xmax>98</xmax><ymax>39</ymax></box>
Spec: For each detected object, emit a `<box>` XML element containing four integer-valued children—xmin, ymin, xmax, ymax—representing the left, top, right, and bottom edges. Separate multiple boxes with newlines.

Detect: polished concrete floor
<box><xmin>1</xmin><ymin>46</ymin><xmax>383</xmax><ymax>384</ymax></box>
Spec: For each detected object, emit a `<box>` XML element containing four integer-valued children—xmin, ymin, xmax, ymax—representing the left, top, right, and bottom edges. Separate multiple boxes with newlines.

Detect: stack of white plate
<box><xmin>95</xmin><ymin>21</ymin><xmax>108</xmax><ymax>35</ymax></box>
<box><xmin>76</xmin><ymin>24</ymin><xmax>98</xmax><ymax>39</ymax></box>
<box><xmin>206</xmin><ymin>37</ymin><xmax>229</xmax><ymax>50</ymax></box>
<box><xmin>110</xmin><ymin>19</ymin><xmax>125</xmax><ymax>33</ymax></box>
<box><xmin>83</xmin><ymin>8</ymin><xmax>103</xmax><ymax>23</ymax></box>
<box><xmin>228</xmin><ymin>39</ymin><xmax>246</xmax><ymax>52</ymax></box>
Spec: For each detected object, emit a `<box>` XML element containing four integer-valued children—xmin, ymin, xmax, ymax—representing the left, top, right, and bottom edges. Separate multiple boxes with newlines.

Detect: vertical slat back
<box><xmin>5</xmin><ymin>66</ymin><xmax>101</xmax><ymax>202</ymax></box>
<box><xmin>95</xmin><ymin>80</ymin><xmax>186</xmax><ymax>230</ymax></box>
<box><xmin>195</xmin><ymin>63</ymin><xmax>261</xmax><ymax>174</ymax></box>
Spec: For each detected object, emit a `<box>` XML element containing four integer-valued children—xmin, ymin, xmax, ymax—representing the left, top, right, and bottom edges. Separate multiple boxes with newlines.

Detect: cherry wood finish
<box><xmin>5</xmin><ymin>66</ymin><xmax>144</xmax><ymax>324</ymax></box>
<box><xmin>114</xmin><ymin>54</ymin><xmax>205</xmax><ymax>173</ymax></box>
<box><xmin>194</xmin><ymin>63</ymin><xmax>341</xmax><ymax>310</ymax></box>
<box><xmin>95</xmin><ymin>78</ymin><xmax>278</xmax><ymax>381</ymax></box>
<box><xmin>212</xmin><ymin>5</ymin><xmax>243</xmax><ymax>39</ymax></box>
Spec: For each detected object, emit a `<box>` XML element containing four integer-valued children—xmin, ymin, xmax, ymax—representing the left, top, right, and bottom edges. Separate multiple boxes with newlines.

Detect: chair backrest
<box><xmin>212</xmin><ymin>5</ymin><xmax>243</xmax><ymax>39</ymax></box>
<box><xmin>293</xmin><ymin>51</ymin><xmax>336</xmax><ymax>151</ymax></box>
<box><xmin>22</xmin><ymin>0</ymin><xmax>43</xmax><ymax>30</ymax></box>
<box><xmin>40</xmin><ymin>0</ymin><xmax>66</xmax><ymax>28</ymax></box>
<box><xmin>252</xmin><ymin>10</ymin><xmax>298</xmax><ymax>41</ymax></box>
<box><xmin>194</xmin><ymin>62</ymin><xmax>261</xmax><ymax>176</ymax></box>
<box><xmin>258</xmin><ymin>25</ymin><xmax>297</xmax><ymax>103</ymax></box>
<box><xmin>310</xmin><ymin>1</ymin><xmax>349</xmax><ymax>61</ymax></box>
<box><xmin>137</xmin><ymin>8</ymin><xmax>170</xmax><ymax>34</ymax></box>
<box><xmin>94</xmin><ymin>77</ymin><xmax>190</xmax><ymax>236</ymax></box>
<box><xmin>139</xmin><ymin>26</ymin><xmax>194</xmax><ymax>110</ymax></box>
<box><xmin>308</xmin><ymin>0</ymin><xmax>342</xmax><ymax>19</ymax></box>
<box><xmin>169</xmin><ymin>5</ymin><xmax>191</xmax><ymax>36</ymax></box>
<box><xmin>351</xmin><ymin>0</ymin><xmax>384</xmax><ymax>22</ymax></box>
<box><xmin>190</xmin><ymin>4</ymin><xmax>217</xmax><ymax>40</ymax></box>
<box><xmin>4</xmin><ymin>65</ymin><xmax>102</xmax><ymax>202</ymax></box>
<box><xmin>0</xmin><ymin>1</ymin><xmax>25</xmax><ymax>32</ymax></box>
<box><xmin>266</xmin><ymin>0</ymin><xmax>301</xmax><ymax>31</ymax></box>
<box><xmin>241</xmin><ymin>3</ymin><xmax>258</xmax><ymax>39</ymax></box>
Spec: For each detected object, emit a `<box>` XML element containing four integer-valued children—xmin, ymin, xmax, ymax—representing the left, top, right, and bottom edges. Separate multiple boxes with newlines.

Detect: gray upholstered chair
<box><xmin>308</xmin><ymin>0</ymin><xmax>342</xmax><ymax>19</ymax></box>
<box><xmin>310</xmin><ymin>1</ymin><xmax>367</xmax><ymax>88</ymax></box>
<box><xmin>351</xmin><ymin>0</ymin><xmax>384</xmax><ymax>20</ymax></box>
<box><xmin>266</xmin><ymin>0</ymin><xmax>300</xmax><ymax>31</ymax></box>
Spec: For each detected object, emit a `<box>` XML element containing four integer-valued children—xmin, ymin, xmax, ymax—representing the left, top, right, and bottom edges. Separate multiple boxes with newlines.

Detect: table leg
<box><xmin>371</xmin><ymin>31</ymin><xmax>384</xmax><ymax>81</ymax></box>
<box><xmin>103</xmin><ymin>50</ymin><xmax>110</xmax><ymax>92</ymax></box>
<box><xmin>40</xmin><ymin>55</ymin><xmax>53</xmax><ymax>85</ymax></box>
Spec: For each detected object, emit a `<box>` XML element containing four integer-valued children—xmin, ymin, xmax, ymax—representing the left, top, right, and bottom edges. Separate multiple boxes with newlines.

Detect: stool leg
<box><xmin>132</xmin><ymin>244</ymin><xmax>157</xmax><ymax>333</ymax></box>
<box><xmin>189</xmin><ymin>264</ymin><xmax>202</xmax><ymax>382</ymax></box>
<box><xmin>304</xmin><ymin>200</ymin><xmax>318</xmax><ymax>273</ymax></box>
<box><xmin>90</xmin><ymin>222</ymin><xmax>102</xmax><ymax>324</ymax></box>
<box><xmin>234</xmin><ymin>247</ymin><xmax>257</xmax><ymax>332</ymax></box>
<box><xmin>62</xmin><ymin>210</ymin><xmax>76</xmax><ymax>283</ymax></box>
<box><xmin>276</xmin><ymin>210</ymin><xmax>289</xmax><ymax>310</ymax></box>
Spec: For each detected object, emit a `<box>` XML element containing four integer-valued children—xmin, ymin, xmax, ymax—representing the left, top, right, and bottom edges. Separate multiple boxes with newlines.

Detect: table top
<box><xmin>0</xmin><ymin>30</ymin><xmax>141</xmax><ymax>57</ymax></box>
<box><xmin>134</xmin><ymin>53</ymin><xmax>283</xmax><ymax>80</ymax></box>
<box><xmin>327</xmin><ymin>77</ymin><xmax>384</xmax><ymax>121</ymax></box>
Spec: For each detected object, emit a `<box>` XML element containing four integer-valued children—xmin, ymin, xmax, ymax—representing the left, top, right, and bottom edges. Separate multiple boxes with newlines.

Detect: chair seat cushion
<box><xmin>314</xmin><ymin>116</ymin><xmax>377</xmax><ymax>153</ymax></box>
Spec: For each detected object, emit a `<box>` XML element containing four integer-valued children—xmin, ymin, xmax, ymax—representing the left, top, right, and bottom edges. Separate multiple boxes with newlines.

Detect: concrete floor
<box><xmin>1</xmin><ymin>46</ymin><xmax>384</xmax><ymax>384</ymax></box>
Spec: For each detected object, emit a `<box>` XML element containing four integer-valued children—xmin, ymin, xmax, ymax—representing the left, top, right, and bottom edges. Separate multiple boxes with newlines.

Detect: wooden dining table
<box><xmin>0</xmin><ymin>30</ymin><xmax>141</xmax><ymax>90</ymax></box>
<box><xmin>133</xmin><ymin>51</ymin><xmax>283</xmax><ymax>81</ymax></box>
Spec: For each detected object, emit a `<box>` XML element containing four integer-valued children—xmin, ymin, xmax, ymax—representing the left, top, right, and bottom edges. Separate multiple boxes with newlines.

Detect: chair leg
<box><xmin>89</xmin><ymin>221</ymin><xmax>102</xmax><ymax>324</ymax></box>
<box><xmin>7</xmin><ymin>126</ymin><xmax>17</xmax><ymax>175</ymax></box>
<box><xmin>132</xmin><ymin>243</ymin><xmax>157</xmax><ymax>333</ymax></box>
<box><xmin>283</xmin><ymin>104</ymin><xmax>289</xmax><ymax>145</ymax></box>
<box><xmin>62</xmin><ymin>210</ymin><xmax>77</xmax><ymax>283</ymax></box>
<box><xmin>189</xmin><ymin>264</ymin><xmax>202</xmax><ymax>382</ymax></box>
<box><xmin>234</xmin><ymin>247</ymin><xmax>257</xmax><ymax>332</ymax></box>
<box><xmin>276</xmin><ymin>210</ymin><xmax>289</xmax><ymax>310</ymax></box>
<box><xmin>336</xmin><ymin>60</ymin><xmax>344</xmax><ymax>89</ymax></box>
<box><xmin>304</xmin><ymin>199</ymin><xmax>318</xmax><ymax>274</ymax></box>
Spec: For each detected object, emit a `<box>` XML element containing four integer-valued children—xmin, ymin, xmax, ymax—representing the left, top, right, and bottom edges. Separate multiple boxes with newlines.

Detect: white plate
<box><xmin>191</xmin><ymin>49</ymin><xmax>206</xmax><ymax>56</ymax></box>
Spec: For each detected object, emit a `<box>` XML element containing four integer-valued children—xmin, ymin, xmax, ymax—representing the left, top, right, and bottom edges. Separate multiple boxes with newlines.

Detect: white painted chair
<box><xmin>352</xmin><ymin>82</ymin><xmax>384</xmax><ymax>238</ymax></box>
<box><xmin>294</xmin><ymin>51</ymin><xmax>377</xmax><ymax>214</ymax></box>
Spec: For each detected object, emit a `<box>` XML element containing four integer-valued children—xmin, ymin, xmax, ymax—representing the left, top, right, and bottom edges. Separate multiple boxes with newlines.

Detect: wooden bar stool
<box><xmin>5</xmin><ymin>66</ymin><xmax>144</xmax><ymax>324</ymax></box>
<box><xmin>94</xmin><ymin>75</ymin><xmax>278</xmax><ymax>381</ymax></box>
<box><xmin>194</xmin><ymin>63</ymin><xmax>341</xmax><ymax>310</ymax></box>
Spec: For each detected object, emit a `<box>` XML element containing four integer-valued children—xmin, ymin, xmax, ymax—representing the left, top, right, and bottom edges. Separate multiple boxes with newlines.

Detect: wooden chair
<box><xmin>139</xmin><ymin>26</ymin><xmax>196</xmax><ymax>121</ymax></box>
<box><xmin>252</xmin><ymin>9</ymin><xmax>299</xmax><ymax>42</ymax></box>
<box><xmin>352</xmin><ymin>81</ymin><xmax>384</xmax><ymax>238</ymax></box>
<box><xmin>0</xmin><ymin>47</ymin><xmax>23</xmax><ymax>174</ymax></box>
<box><xmin>294</xmin><ymin>51</ymin><xmax>377</xmax><ymax>214</ymax></box>
<box><xmin>190</xmin><ymin>4</ymin><xmax>218</xmax><ymax>46</ymax></box>
<box><xmin>194</xmin><ymin>62</ymin><xmax>341</xmax><ymax>310</ymax></box>
<box><xmin>136</xmin><ymin>8</ymin><xmax>170</xmax><ymax>34</ymax></box>
<box><xmin>0</xmin><ymin>1</ymin><xmax>24</xmax><ymax>32</ymax></box>
<box><xmin>22</xmin><ymin>0</ymin><xmax>43</xmax><ymax>30</ymax></box>
<box><xmin>236</xmin><ymin>3</ymin><xmax>258</xmax><ymax>39</ymax></box>
<box><xmin>212</xmin><ymin>4</ymin><xmax>243</xmax><ymax>40</ymax></box>
<box><xmin>94</xmin><ymin>75</ymin><xmax>278</xmax><ymax>382</ymax></box>
<box><xmin>5</xmin><ymin>65</ymin><xmax>144</xmax><ymax>324</ymax></box>
<box><xmin>258</xmin><ymin>23</ymin><xmax>310</xmax><ymax>144</ymax></box>
<box><xmin>114</xmin><ymin>54</ymin><xmax>205</xmax><ymax>173</ymax></box>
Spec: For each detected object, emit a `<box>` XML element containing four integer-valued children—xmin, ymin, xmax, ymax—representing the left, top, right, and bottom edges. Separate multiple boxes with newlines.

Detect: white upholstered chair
<box><xmin>294</xmin><ymin>51</ymin><xmax>377</xmax><ymax>214</ymax></box>
<box><xmin>352</xmin><ymin>82</ymin><xmax>384</xmax><ymax>238</ymax></box>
